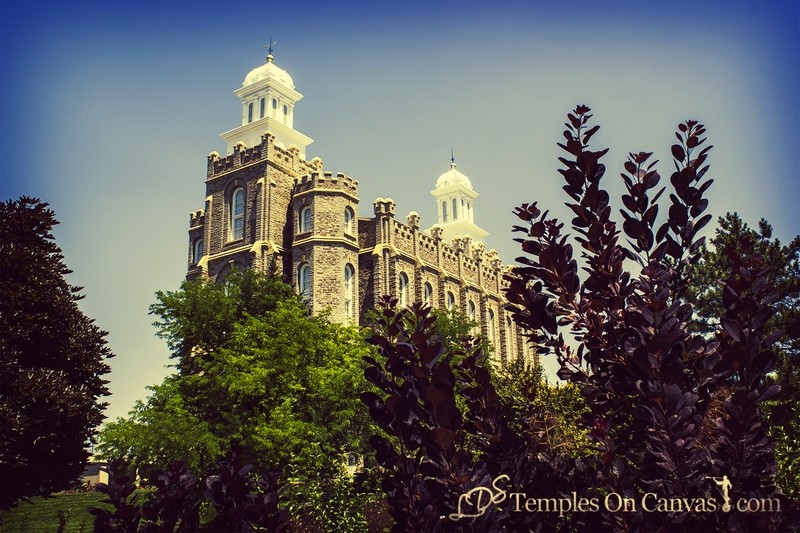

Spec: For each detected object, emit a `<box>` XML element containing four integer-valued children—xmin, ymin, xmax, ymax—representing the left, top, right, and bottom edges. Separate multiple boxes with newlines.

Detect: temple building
<box><xmin>187</xmin><ymin>50</ymin><xmax>532</xmax><ymax>362</ymax></box>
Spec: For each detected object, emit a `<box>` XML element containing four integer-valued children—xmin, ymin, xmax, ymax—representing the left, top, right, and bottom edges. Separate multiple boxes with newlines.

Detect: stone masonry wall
<box><xmin>189</xmin><ymin>138</ymin><xmax>533</xmax><ymax>364</ymax></box>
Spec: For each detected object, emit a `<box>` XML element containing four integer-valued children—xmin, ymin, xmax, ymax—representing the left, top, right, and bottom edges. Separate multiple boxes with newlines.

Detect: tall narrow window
<box><xmin>283</xmin><ymin>104</ymin><xmax>288</xmax><ymax>115</ymax></box>
<box><xmin>423</xmin><ymin>283</ymin><xmax>433</xmax><ymax>306</ymax></box>
<box><xmin>447</xmin><ymin>291</ymin><xmax>455</xmax><ymax>309</ymax></box>
<box><xmin>506</xmin><ymin>316</ymin><xmax>514</xmax><ymax>356</ymax></box>
<box><xmin>272</xmin><ymin>98</ymin><xmax>277</xmax><ymax>109</ymax></box>
<box><xmin>260</xmin><ymin>98</ymin><xmax>265</xmax><ymax>118</ymax></box>
<box><xmin>193</xmin><ymin>238</ymin><xmax>203</xmax><ymax>264</ymax></box>
<box><xmin>469</xmin><ymin>301</ymin><xmax>478</xmax><ymax>335</ymax></box>
<box><xmin>442</xmin><ymin>201</ymin><xmax>448</xmax><ymax>222</ymax></box>
<box><xmin>452</xmin><ymin>198</ymin><xmax>458</xmax><ymax>220</ymax></box>
<box><xmin>299</xmin><ymin>206</ymin><xmax>312</xmax><ymax>233</ymax></box>
<box><xmin>344</xmin><ymin>264</ymin><xmax>355</xmax><ymax>323</ymax></box>
<box><xmin>231</xmin><ymin>188</ymin><xmax>244</xmax><ymax>240</ymax></box>
<box><xmin>299</xmin><ymin>264</ymin><xmax>311</xmax><ymax>298</ymax></box>
<box><xmin>344</xmin><ymin>206</ymin><xmax>354</xmax><ymax>234</ymax></box>
<box><xmin>399</xmin><ymin>272</ymin><xmax>409</xmax><ymax>307</ymax></box>
<box><xmin>487</xmin><ymin>309</ymin><xmax>496</xmax><ymax>345</ymax></box>
<box><xmin>247</xmin><ymin>103</ymin><xmax>253</xmax><ymax>123</ymax></box>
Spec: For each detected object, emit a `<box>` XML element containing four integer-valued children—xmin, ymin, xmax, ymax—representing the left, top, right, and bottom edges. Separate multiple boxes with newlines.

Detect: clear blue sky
<box><xmin>2</xmin><ymin>0</ymin><xmax>798</xmax><ymax>422</ymax></box>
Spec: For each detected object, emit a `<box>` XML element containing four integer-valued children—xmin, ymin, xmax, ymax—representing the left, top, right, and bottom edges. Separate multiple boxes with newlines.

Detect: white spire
<box><xmin>428</xmin><ymin>155</ymin><xmax>488</xmax><ymax>243</ymax></box>
<box><xmin>220</xmin><ymin>47</ymin><xmax>313</xmax><ymax>157</ymax></box>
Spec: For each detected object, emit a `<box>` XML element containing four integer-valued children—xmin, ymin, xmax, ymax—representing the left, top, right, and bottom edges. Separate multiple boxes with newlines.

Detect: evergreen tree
<box><xmin>686</xmin><ymin>212</ymin><xmax>800</xmax><ymax>497</ymax></box>
<box><xmin>0</xmin><ymin>197</ymin><xmax>112</xmax><ymax>510</ymax></box>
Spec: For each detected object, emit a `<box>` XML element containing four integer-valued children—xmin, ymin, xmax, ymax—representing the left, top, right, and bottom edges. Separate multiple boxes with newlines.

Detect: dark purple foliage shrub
<box><xmin>90</xmin><ymin>450</ymin><xmax>290</xmax><ymax>532</ymax></box>
<box><xmin>205</xmin><ymin>450</ymin><xmax>290</xmax><ymax>532</ymax></box>
<box><xmin>363</xmin><ymin>106</ymin><xmax>799</xmax><ymax>532</ymax></box>
<box><xmin>140</xmin><ymin>462</ymin><xmax>201</xmax><ymax>532</ymax></box>
<box><xmin>363</xmin><ymin>299</ymin><xmax>582</xmax><ymax>531</ymax></box>
<box><xmin>90</xmin><ymin>458</ymin><xmax>144</xmax><ymax>532</ymax></box>
<box><xmin>361</xmin><ymin>301</ymin><xmax>479</xmax><ymax>531</ymax></box>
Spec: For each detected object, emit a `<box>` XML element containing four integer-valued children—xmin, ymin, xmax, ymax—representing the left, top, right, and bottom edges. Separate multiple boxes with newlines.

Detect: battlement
<box><xmin>294</xmin><ymin>170</ymin><xmax>359</xmax><ymax>195</ymax></box>
<box><xmin>417</xmin><ymin>229</ymin><xmax>438</xmax><ymax>251</ymax></box>
<box><xmin>373</xmin><ymin>197</ymin><xmax>396</xmax><ymax>216</ymax></box>
<box><xmin>189</xmin><ymin>209</ymin><xmax>205</xmax><ymax>228</ymax></box>
<box><xmin>378</xmin><ymin>207</ymin><xmax>508</xmax><ymax>286</ymax></box>
<box><xmin>442</xmin><ymin>242</ymin><xmax>460</xmax><ymax>262</ymax></box>
<box><xmin>185</xmin><ymin>55</ymin><xmax>533</xmax><ymax>363</ymax></box>
<box><xmin>392</xmin><ymin>218</ymin><xmax>415</xmax><ymax>242</ymax></box>
<box><xmin>207</xmin><ymin>132</ymin><xmax>322</xmax><ymax>178</ymax></box>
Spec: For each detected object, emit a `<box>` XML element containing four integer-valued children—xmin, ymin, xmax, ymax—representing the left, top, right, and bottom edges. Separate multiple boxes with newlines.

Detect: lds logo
<box><xmin>708</xmin><ymin>475</ymin><xmax>733</xmax><ymax>512</ymax></box>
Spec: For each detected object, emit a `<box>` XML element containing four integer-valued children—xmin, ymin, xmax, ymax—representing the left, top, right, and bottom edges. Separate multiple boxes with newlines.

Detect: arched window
<box><xmin>216</xmin><ymin>261</ymin><xmax>242</xmax><ymax>285</ymax></box>
<box><xmin>260</xmin><ymin>98</ymin><xmax>265</xmax><ymax>118</ymax></box>
<box><xmin>487</xmin><ymin>309</ymin><xmax>496</xmax><ymax>345</ymax></box>
<box><xmin>468</xmin><ymin>300</ymin><xmax>476</xmax><ymax>322</ymax></box>
<box><xmin>247</xmin><ymin>103</ymin><xmax>253</xmax><ymax>123</ymax></box>
<box><xmin>442</xmin><ymin>201</ymin><xmax>448</xmax><ymax>222</ymax></box>
<box><xmin>272</xmin><ymin>98</ymin><xmax>277</xmax><ymax>109</ymax></box>
<box><xmin>447</xmin><ymin>291</ymin><xmax>456</xmax><ymax>309</ymax></box>
<box><xmin>283</xmin><ymin>104</ymin><xmax>288</xmax><ymax>115</ymax></box>
<box><xmin>299</xmin><ymin>206</ymin><xmax>312</xmax><ymax>233</ymax></box>
<box><xmin>231</xmin><ymin>188</ymin><xmax>244</xmax><ymax>240</ymax></box>
<box><xmin>193</xmin><ymin>238</ymin><xmax>203</xmax><ymax>264</ymax></box>
<box><xmin>344</xmin><ymin>206</ymin><xmax>354</xmax><ymax>234</ymax></box>
<box><xmin>344</xmin><ymin>264</ymin><xmax>355</xmax><ymax>322</ymax></box>
<box><xmin>398</xmin><ymin>272</ymin><xmax>409</xmax><ymax>307</ymax></box>
<box><xmin>298</xmin><ymin>264</ymin><xmax>311</xmax><ymax>298</ymax></box>
<box><xmin>423</xmin><ymin>282</ymin><xmax>433</xmax><ymax>306</ymax></box>
<box><xmin>452</xmin><ymin>198</ymin><xmax>458</xmax><ymax>220</ymax></box>
<box><xmin>506</xmin><ymin>316</ymin><xmax>514</xmax><ymax>355</ymax></box>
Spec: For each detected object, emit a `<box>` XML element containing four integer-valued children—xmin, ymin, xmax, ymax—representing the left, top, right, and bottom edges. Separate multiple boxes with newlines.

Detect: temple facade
<box><xmin>187</xmin><ymin>51</ymin><xmax>533</xmax><ymax>362</ymax></box>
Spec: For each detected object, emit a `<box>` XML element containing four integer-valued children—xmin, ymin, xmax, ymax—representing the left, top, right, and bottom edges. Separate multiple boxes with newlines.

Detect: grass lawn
<box><xmin>0</xmin><ymin>492</ymin><xmax>110</xmax><ymax>533</ymax></box>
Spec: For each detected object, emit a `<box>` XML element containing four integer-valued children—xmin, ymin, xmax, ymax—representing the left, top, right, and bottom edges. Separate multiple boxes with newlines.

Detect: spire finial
<box><xmin>264</xmin><ymin>36</ymin><xmax>276</xmax><ymax>62</ymax></box>
<box><xmin>450</xmin><ymin>148</ymin><xmax>456</xmax><ymax>168</ymax></box>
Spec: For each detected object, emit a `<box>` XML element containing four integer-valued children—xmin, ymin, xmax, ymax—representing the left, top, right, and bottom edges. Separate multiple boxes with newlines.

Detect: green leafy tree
<box><xmin>100</xmin><ymin>269</ymin><xmax>373</xmax><ymax>477</ymax></box>
<box><xmin>686</xmin><ymin>213</ymin><xmax>799</xmax><ymax>341</ymax></box>
<box><xmin>490</xmin><ymin>354</ymin><xmax>542</xmax><ymax>440</ymax></box>
<box><xmin>492</xmin><ymin>357</ymin><xmax>593</xmax><ymax>458</ymax></box>
<box><xmin>0</xmin><ymin>197</ymin><xmax>112</xmax><ymax>510</ymax></box>
<box><xmin>149</xmin><ymin>266</ymin><xmax>295</xmax><ymax>375</ymax></box>
<box><xmin>430</xmin><ymin>305</ymin><xmax>593</xmax><ymax>459</ymax></box>
<box><xmin>430</xmin><ymin>306</ymin><xmax>493</xmax><ymax>356</ymax></box>
<box><xmin>686</xmin><ymin>212</ymin><xmax>800</xmax><ymax>497</ymax></box>
<box><xmin>183</xmin><ymin>298</ymin><xmax>373</xmax><ymax>470</ymax></box>
<box><xmin>95</xmin><ymin>377</ymin><xmax>221</xmax><ymax>478</ymax></box>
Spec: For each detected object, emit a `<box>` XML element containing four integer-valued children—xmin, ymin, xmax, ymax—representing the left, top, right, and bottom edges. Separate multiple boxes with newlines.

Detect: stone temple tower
<box><xmin>185</xmin><ymin>47</ymin><xmax>534</xmax><ymax>366</ymax></box>
<box><xmin>187</xmin><ymin>50</ymin><xmax>360</xmax><ymax>326</ymax></box>
<box><xmin>290</xmin><ymin>171</ymin><xmax>360</xmax><ymax>324</ymax></box>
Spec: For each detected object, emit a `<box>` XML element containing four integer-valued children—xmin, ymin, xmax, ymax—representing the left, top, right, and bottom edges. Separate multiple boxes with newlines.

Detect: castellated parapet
<box><xmin>293</xmin><ymin>171</ymin><xmax>359</xmax><ymax>198</ymax></box>
<box><xmin>188</xmin><ymin>133</ymin><xmax>531</xmax><ymax>362</ymax></box>
<box><xmin>207</xmin><ymin>132</ymin><xmax>321</xmax><ymax>179</ymax></box>
<box><xmin>189</xmin><ymin>210</ymin><xmax>205</xmax><ymax>228</ymax></box>
<box><xmin>356</xmin><ymin>202</ymin><xmax>532</xmax><ymax>364</ymax></box>
<box><xmin>186</xmin><ymin>53</ymin><xmax>533</xmax><ymax>364</ymax></box>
